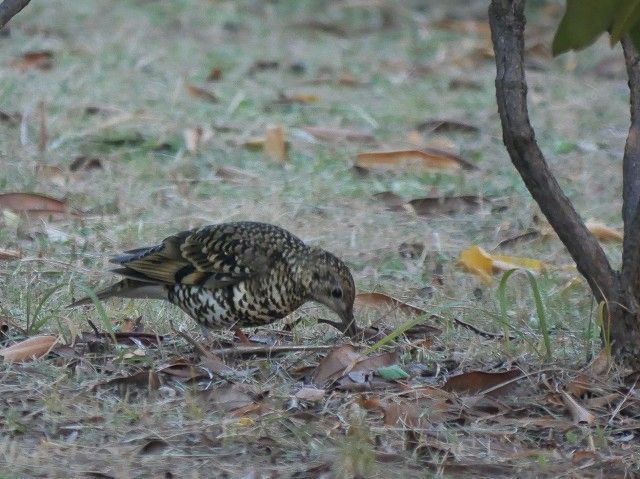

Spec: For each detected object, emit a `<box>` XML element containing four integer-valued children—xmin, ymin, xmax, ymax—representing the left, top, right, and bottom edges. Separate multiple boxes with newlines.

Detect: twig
<box><xmin>0</xmin><ymin>0</ymin><xmax>30</xmax><ymax>30</ymax></box>
<box><xmin>208</xmin><ymin>344</ymin><xmax>334</xmax><ymax>357</ymax></box>
<box><xmin>169</xmin><ymin>320</ymin><xmax>217</xmax><ymax>360</ymax></box>
<box><xmin>450</xmin><ymin>316</ymin><xmax>516</xmax><ymax>340</ymax></box>
<box><xmin>488</xmin><ymin>0</ymin><xmax>617</xmax><ymax>303</ymax></box>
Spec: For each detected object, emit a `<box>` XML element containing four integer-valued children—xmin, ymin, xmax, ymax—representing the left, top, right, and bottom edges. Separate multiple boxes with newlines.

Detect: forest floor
<box><xmin>0</xmin><ymin>1</ymin><xmax>638</xmax><ymax>477</ymax></box>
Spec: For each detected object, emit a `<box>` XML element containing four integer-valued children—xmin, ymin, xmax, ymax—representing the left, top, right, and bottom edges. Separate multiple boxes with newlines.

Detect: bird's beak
<box><xmin>341</xmin><ymin>307</ymin><xmax>358</xmax><ymax>337</ymax></box>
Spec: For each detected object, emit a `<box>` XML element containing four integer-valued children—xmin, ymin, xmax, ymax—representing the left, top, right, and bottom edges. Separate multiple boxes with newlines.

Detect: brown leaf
<box><xmin>495</xmin><ymin>229</ymin><xmax>541</xmax><ymax>249</ymax></box>
<box><xmin>185</xmin><ymin>84</ymin><xmax>218</xmax><ymax>103</ymax></box>
<box><xmin>0</xmin><ymin>248</ymin><xmax>21</xmax><ymax>260</ymax></box>
<box><xmin>0</xmin><ymin>110</ymin><xmax>21</xmax><ymax>125</ymax></box>
<box><xmin>0</xmin><ymin>192</ymin><xmax>76</xmax><ymax>218</ymax></box>
<box><xmin>443</xmin><ymin>369</ymin><xmax>522</xmax><ymax>396</ymax></box>
<box><xmin>303</xmin><ymin>126</ymin><xmax>375</xmax><ymax>143</ymax></box>
<box><xmin>351</xmin><ymin>351</ymin><xmax>398</xmax><ymax>375</ymax></box>
<box><xmin>0</xmin><ymin>335</ymin><xmax>58</xmax><ymax>362</ymax></box>
<box><xmin>276</xmin><ymin>93</ymin><xmax>319</xmax><ymax>104</ymax></box>
<box><xmin>585</xmin><ymin>220</ymin><xmax>623</xmax><ymax>242</ymax></box>
<box><xmin>416</xmin><ymin>119</ymin><xmax>479</xmax><ymax>134</ymax></box>
<box><xmin>355</xmin><ymin>148</ymin><xmax>476</xmax><ymax>171</ymax></box>
<box><xmin>311</xmin><ymin>344</ymin><xmax>362</xmax><ymax>387</ymax></box>
<box><xmin>157</xmin><ymin>359</ymin><xmax>209</xmax><ymax>381</ymax></box>
<box><xmin>215</xmin><ymin>166</ymin><xmax>258</xmax><ymax>184</ymax></box>
<box><xmin>294</xmin><ymin>387</ymin><xmax>326</xmax><ymax>402</ymax></box>
<box><xmin>372</xmin><ymin>191</ymin><xmax>407</xmax><ymax>211</ymax></box>
<box><xmin>382</xmin><ymin>401</ymin><xmax>420</xmax><ymax>428</ymax></box>
<box><xmin>449</xmin><ymin>78</ymin><xmax>483</xmax><ymax>91</ymax></box>
<box><xmin>101</xmin><ymin>370</ymin><xmax>160</xmax><ymax>390</ymax></box>
<box><xmin>408</xmin><ymin>196</ymin><xmax>487</xmax><ymax>216</ymax></box>
<box><xmin>560</xmin><ymin>390</ymin><xmax>596</xmax><ymax>425</ymax></box>
<box><xmin>139</xmin><ymin>438</ymin><xmax>169</xmax><ymax>455</ymax></box>
<box><xmin>69</xmin><ymin>156</ymin><xmax>103</xmax><ymax>172</ymax></box>
<box><xmin>355</xmin><ymin>292</ymin><xmax>426</xmax><ymax>317</ymax></box>
<box><xmin>206</xmin><ymin>67</ymin><xmax>222</xmax><ymax>81</ymax></box>
<box><xmin>10</xmin><ymin>50</ymin><xmax>54</xmax><ymax>71</ymax></box>
<box><xmin>264</xmin><ymin>125</ymin><xmax>286</xmax><ymax>162</ymax></box>
<box><xmin>433</xmin><ymin>18</ymin><xmax>491</xmax><ymax>37</ymax></box>
<box><xmin>35</xmin><ymin>164</ymin><xmax>66</xmax><ymax>186</ymax></box>
<box><xmin>203</xmin><ymin>383</ymin><xmax>258</xmax><ymax>413</ymax></box>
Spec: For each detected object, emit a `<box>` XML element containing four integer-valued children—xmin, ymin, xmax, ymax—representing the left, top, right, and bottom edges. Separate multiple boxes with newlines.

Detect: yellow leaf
<box><xmin>236</xmin><ymin>416</ymin><xmax>254</xmax><ymax>427</ymax></box>
<box><xmin>585</xmin><ymin>220</ymin><xmax>622</xmax><ymax>242</ymax></box>
<box><xmin>458</xmin><ymin>246</ymin><xmax>545</xmax><ymax>280</ymax></box>
<box><xmin>355</xmin><ymin>148</ymin><xmax>475</xmax><ymax>171</ymax></box>
<box><xmin>457</xmin><ymin>245</ymin><xmax>493</xmax><ymax>281</ymax></box>
<box><xmin>491</xmin><ymin>253</ymin><xmax>545</xmax><ymax>272</ymax></box>
<box><xmin>287</xmin><ymin>93</ymin><xmax>319</xmax><ymax>103</ymax></box>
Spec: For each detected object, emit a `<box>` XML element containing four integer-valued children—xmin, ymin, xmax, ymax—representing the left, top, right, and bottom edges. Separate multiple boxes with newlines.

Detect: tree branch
<box><xmin>488</xmin><ymin>0</ymin><xmax>618</xmax><ymax>302</ymax></box>
<box><xmin>0</xmin><ymin>0</ymin><xmax>30</xmax><ymax>30</ymax></box>
<box><xmin>621</xmin><ymin>36</ymin><xmax>640</xmax><ymax>301</ymax></box>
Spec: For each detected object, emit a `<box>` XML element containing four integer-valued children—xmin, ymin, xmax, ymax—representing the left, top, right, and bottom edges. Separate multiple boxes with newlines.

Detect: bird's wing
<box><xmin>109</xmin><ymin>222</ymin><xmax>303</xmax><ymax>288</ymax></box>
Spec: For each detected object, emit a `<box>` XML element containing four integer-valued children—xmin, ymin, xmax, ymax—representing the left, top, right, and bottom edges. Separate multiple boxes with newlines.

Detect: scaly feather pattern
<box><xmin>70</xmin><ymin>222</ymin><xmax>357</xmax><ymax>335</ymax></box>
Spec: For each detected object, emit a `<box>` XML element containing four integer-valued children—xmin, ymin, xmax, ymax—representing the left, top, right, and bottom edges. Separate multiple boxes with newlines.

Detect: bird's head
<box><xmin>303</xmin><ymin>248</ymin><xmax>357</xmax><ymax>337</ymax></box>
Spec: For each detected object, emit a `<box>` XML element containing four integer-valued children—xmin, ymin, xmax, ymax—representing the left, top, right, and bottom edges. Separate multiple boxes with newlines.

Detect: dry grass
<box><xmin>0</xmin><ymin>1</ymin><xmax>638</xmax><ymax>478</ymax></box>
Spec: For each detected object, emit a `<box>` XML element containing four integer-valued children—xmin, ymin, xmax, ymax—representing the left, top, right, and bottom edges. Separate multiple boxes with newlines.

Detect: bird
<box><xmin>70</xmin><ymin>221</ymin><xmax>357</xmax><ymax>336</ymax></box>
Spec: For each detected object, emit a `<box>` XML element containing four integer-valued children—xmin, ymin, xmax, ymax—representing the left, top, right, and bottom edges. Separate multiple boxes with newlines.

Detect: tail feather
<box><xmin>67</xmin><ymin>279</ymin><xmax>168</xmax><ymax>308</ymax></box>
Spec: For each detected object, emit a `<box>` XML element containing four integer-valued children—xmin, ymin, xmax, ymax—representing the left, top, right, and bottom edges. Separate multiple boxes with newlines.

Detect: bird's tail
<box><xmin>67</xmin><ymin>279</ymin><xmax>167</xmax><ymax>308</ymax></box>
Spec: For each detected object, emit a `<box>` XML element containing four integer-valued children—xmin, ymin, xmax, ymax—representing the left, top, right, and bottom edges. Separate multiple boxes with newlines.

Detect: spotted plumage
<box><xmin>70</xmin><ymin>222</ymin><xmax>357</xmax><ymax>336</ymax></box>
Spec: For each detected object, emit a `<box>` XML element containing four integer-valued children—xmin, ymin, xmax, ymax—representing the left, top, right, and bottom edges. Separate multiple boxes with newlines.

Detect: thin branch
<box><xmin>0</xmin><ymin>0</ymin><xmax>30</xmax><ymax>30</ymax></box>
<box><xmin>621</xmin><ymin>36</ymin><xmax>640</xmax><ymax>299</ymax></box>
<box><xmin>488</xmin><ymin>0</ymin><xmax>618</xmax><ymax>303</ymax></box>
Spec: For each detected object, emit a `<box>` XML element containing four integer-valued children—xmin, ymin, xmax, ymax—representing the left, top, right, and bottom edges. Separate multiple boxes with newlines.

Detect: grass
<box><xmin>0</xmin><ymin>0</ymin><xmax>639</xmax><ymax>477</ymax></box>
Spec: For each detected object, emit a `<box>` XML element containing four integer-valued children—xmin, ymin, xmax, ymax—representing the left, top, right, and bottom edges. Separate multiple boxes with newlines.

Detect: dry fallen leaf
<box><xmin>443</xmin><ymin>369</ymin><xmax>522</xmax><ymax>396</ymax></box>
<box><xmin>302</xmin><ymin>126</ymin><xmax>375</xmax><ymax>143</ymax></box>
<box><xmin>416</xmin><ymin>119</ymin><xmax>479</xmax><ymax>134</ymax></box>
<box><xmin>311</xmin><ymin>344</ymin><xmax>363</xmax><ymax>387</ymax></box>
<box><xmin>355</xmin><ymin>148</ymin><xmax>476</xmax><ymax>172</ymax></box>
<box><xmin>183</xmin><ymin>126</ymin><xmax>213</xmax><ymax>153</ymax></box>
<box><xmin>69</xmin><ymin>156</ymin><xmax>103</xmax><ymax>172</ymax></box>
<box><xmin>203</xmin><ymin>383</ymin><xmax>259</xmax><ymax>413</ymax></box>
<box><xmin>100</xmin><ymin>370</ymin><xmax>161</xmax><ymax>390</ymax></box>
<box><xmin>0</xmin><ymin>335</ymin><xmax>58</xmax><ymax>362</ymax></box>
<box><xmin>277</xmin><ymin>93</ymin><xmax>319</xmax><ymax>104</ymax></box>
<box><xmin>560</xmin><ymin>390</ymin><xmax>596</xmax><ymax>425</ymax></box>
<box><xmin>0</xmin><ymin>192</ymin><xmax>76</xmax><ymax>218</ymax></box>
<box><xmin>294</xmin><ymin>387</ymin><xmax>326</xmax><ymax>402</ymax></box>
<box><xmin>355</xmin><ymin>292</ymin><xmax>426</xmax><ymax>317</ymax></box>
<box><xmin>407</xmin><ymin>196</ymin><xmax>487</xmax><ymax>216</ymax></box>
<box><xmin>0</xmin><ymin>248</ymin><xmax>21</xmax><ymax>261</ymax></box>
<box><xmin>206</xmin><ymin>67</ymin><xmax>222</xmax><ymax>81</ymax></box>
<box><xmin>585</xmin><ymin>220</ymin><xmax>623</xmax><ymax>242</ymax></box>
<box><xmin>215</xmin><ymin>166</ymin><xmax>258</xmax><ymax>185</ymax></box>
<box><xmin>264</xmin><ymin>125</ymin><xmax>286</xmax><ymax>162</ymax></box>
<box><xmin>10</xmin><ymin>50</ymin><xmax>54</xmax><ymax>71</ymax></box>
<box><xmin>457</xmin><ymin>245</ymin><xmax>493</xmax><ymax>281</ymax></box>
<box><xmin>185</xmin><ymin>83</ymin><xmax>218</xmax><ymax>103</ymax></box>
<box><xmin>458</xmin><ymin>245</ymin><xmax>544</xmax><ymax>280</ymax></box>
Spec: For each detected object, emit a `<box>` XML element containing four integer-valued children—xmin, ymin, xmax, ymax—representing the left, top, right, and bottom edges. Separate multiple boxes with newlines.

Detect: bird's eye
<box><xmin>331</xmin><ymin>287</ymin><xmax>343</xmax><ymax>299</ymax></box>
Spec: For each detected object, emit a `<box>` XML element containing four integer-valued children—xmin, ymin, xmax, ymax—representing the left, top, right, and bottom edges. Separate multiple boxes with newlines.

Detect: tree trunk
<box><xmin>489</xmin><ymin>0</ymin><xmax>640</xmax><ymax>368</ymax></box>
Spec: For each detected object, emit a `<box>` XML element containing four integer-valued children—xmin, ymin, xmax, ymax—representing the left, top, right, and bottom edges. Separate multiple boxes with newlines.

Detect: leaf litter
<box><xmin>3</xmin><ymin>3</ymin><xmax>640</xmax><ymax>478</ymax></box>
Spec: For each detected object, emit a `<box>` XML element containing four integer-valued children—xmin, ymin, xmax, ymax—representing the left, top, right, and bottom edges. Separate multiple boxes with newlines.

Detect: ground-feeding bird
<box><xmin>70</xmin><ymin>221</ymin><xmax>357</xmax><ymax>336</ymax></box>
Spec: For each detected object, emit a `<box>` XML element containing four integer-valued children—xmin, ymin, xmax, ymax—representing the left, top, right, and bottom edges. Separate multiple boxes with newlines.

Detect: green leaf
<box><xmin>628</xmin><ymin>21</ymin><xmax>640</xmax><ymax>50</ymax></box>
<box><xmin>376</xmin><ymin>364</ymin><xmax>409</xmax><ymax>380</ymax></box>
<box><xmin>552</xmin><ymin>0</ymin><xmax>620</xmax><ymax>56</ymax></box>
<box><xmin>610</xmin><ymin>0</ymin><xmax>640</xmax><ymax>44</ymax></box>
